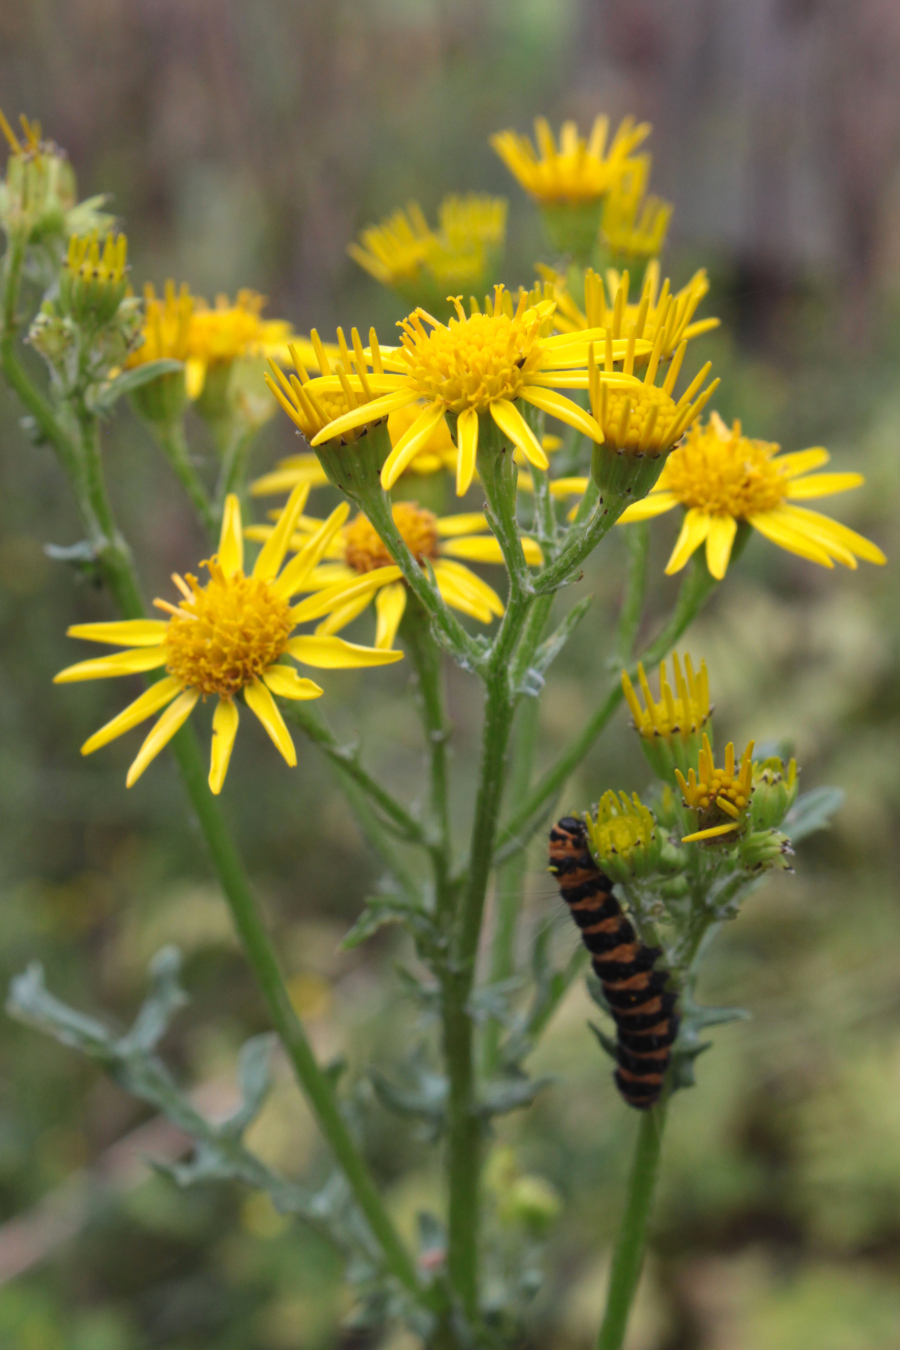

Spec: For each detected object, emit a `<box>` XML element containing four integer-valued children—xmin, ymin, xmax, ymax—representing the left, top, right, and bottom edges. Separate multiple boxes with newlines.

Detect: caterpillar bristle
<box><xmin>548</xmin><ymin>814</ymin><xmax>678</xmax><ymax>1110</ymax></box>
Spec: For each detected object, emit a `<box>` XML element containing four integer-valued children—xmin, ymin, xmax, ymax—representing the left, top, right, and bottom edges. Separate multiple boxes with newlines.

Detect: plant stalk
<box><xmin>151</xmin><ymin>417</ymin><xmax>218</xmax><ymax>540</ymax></box>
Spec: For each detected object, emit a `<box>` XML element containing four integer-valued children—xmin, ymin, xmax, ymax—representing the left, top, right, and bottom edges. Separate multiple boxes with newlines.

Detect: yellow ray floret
<box><xmin>490</xmin><ymin>115</ymin><xmax>650</xmax><ymax>204</ymax></box>
<box><xmin>677</xmin><ymin>736</ymin><xmax>755</xmax><ymax>843</ymax></box>
<box><xmin>617</xmin><ymin>412</ymin><xmax>886</xmax><ymax>578</ymax></box>
<box><xmin>298</xmin><ymin>288</ymin><xmax>643</xmax><ymax>497</ymax></box>
<box><xmin>54</xmin><ymin>487</ymin><xmax>402</xmax><ymax>794</ymax></box>
<box><xmin>622</xmin><ymin>653</ymin><xmax>710</xmax><ymax>746</ymax></box>
<box><xmin>349</xmin><ymin>195</ymin><xmax>507</xmax><ymax>293</ymax></box>
<box><xmin>601</xmin><ymin>155</ymin><xmax>672</xmax><ymax>260</ymax></box>
<box><xmin>245</xmin><ymin>500</ymin><xmax>541</xmax><ymax>650</ymax></box>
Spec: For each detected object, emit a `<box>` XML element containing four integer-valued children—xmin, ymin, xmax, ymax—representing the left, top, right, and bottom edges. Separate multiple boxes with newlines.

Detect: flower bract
<box><xmin>617</xmin><ymin>413</ymin><xmax>887</xmax><ymax>577</ymax></box>
<box><xmin>54</xmin><ymin>487</ymin><xmax>402</xmax><ymax>793</ymax></box>
<box><xmin>246</xmin><ymin>501</ymin><xmax>542</xmax><ymax>649</ymax></box>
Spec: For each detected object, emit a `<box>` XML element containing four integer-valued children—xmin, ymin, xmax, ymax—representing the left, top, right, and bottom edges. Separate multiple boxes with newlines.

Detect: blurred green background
<box><xmin>2</xmin><ymin>2</ymin><xmax>900</xmax><ymax>1347</ymax></box>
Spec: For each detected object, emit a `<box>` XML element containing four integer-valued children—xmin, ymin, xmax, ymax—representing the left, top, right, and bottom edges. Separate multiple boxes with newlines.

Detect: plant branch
<box><xmin>149</xmin><ymin>417</ymin><xmax>218</xmax><ymax>541</ymax></box>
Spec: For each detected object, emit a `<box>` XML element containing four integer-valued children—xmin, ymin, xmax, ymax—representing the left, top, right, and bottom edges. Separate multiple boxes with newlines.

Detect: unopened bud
<box><xmin>750</xmin><ymin>757</ymin><xmax>799</xmax><ymax>831</ymax></box>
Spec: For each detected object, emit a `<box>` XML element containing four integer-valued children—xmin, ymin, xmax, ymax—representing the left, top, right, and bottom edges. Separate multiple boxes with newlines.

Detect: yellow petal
<box><xmin>286</xmin><ymin>634</ymin><xmax>404</xmax><ymax>667</ymax></box>
<box><xmin>489</xmin><ymin>399</ymin><xmax>549</xmax><ymax>470</ymax></box>
<box><xmin>219</xmin><ymin>495</ymin><xmax>244</xmax><ymax>577</ymax></box>
<box><xmin>250</xmin><ymin>460</ymin><xmax>328</xmax><ymax>497</ymax></box>
<box><xmin>375</xmin><ymin>582</ymin><xmax>407</xmax><ymax>650</ymax></box>
<box><xmin>290</xmin><ymin>566</ymin><xmax>401</xmax><ymax>623</ymax></box>
<box><xmin>617</xmin><ymin>492</ymin><xmax>679</xmax><ymax>527</ymax></box>
<box><xmin>441</xmin><ymin>536</ymin><xmax>505</xmax><ymax>564</ymax></box>
<box><xmin>209</xmin><ymin>698</ymin><xmax>239</xmax><ymax>795</ymax></box>
<box><xmin>66</xmin><ymin>620</ymin><xmax>169</xmax><ymax>647</ymax></box>
<box><xmin>381</xmin><ymin>402</ymin><xmax>448</xmax><ymax>490</ymax></box>
<box><xmin>747</xmin><ymin>511</ymin><xmax>835</xmax><ymax>567</ymax></box>
<box><xmin>664</xmin><ymin>509</ymin><xmax>711</xmax><ymax>575</ymax></box>
<box><xmin>519</xmin><ymin>385</ymin><xmax>603</xmax><ymax>443</ymax></box>
<box><xmin>185</xmin><ymin>359</ymin><xmax>206</xmax><ymax>401</ymax></box>
<box><xmin>125</xmin><ymin>689</ymin><xmax>199</xmax><ymax>788</ymax></box>
<box><xmin>54</xmin><ymin>647</ymin><xmax>168</xmax><ymax>683</ymax></box>
<box><xmin>776</xmin><ymin>504</ymin><xmax>886</xmax><ymax>565</ymax></box>
<box><xmin>682</xmin><ymin>822</ymin><xmax>739</xmax><ymax>843</ymax></box>
<box><xmin>455</xmin><ymin>407</ymin><xmax>479</xmax><ymax>496</ymax></box>
<box><xmin>704</xmin><ymin>514</ymin><xmax>738</xmax><ymax>580</ymax></box>
<box><xmin>436</xmin><ymin>512</ymin><xmax>489</xmax><ymax>538</ymax></box>
<box><xmin>433</xmin><ymin>567</ymin><xmax>492</xmax><ymax>623</ymax></box>
<box><xmin>310</xmin><ymin>389</ymin><xmax>418</xmax><ymax>446</ymax></box>
<box><xmin>252</xmin><ymin>482</ymin><xmax>311</xmax><ymax>581</ymax></box>
<box><xmin>314</xmin><ymin>592</ymin><xmax>376</xmax><ymax>637</ymax></box>
<box><xmin>784</xmin><ymin>473</ymin><xmax>864</xmax><ymax>500</ymax></box>
<box><xmin>773</xmin><ymin>447</ymin><xmax>830</xmax><ymax>478</ymax></box>
<box><xmin>244</xmin><ymin>678</ymin><xmax>297</xmax><ymax>766</ymax></box>
<box><xmin>433</xmin><ymin>559</ymin><xmax>502</xmax><ymax>621</ymax></box>
<box><xmin>292</xmin><ymin>563</ymin><xmax>357</xmax><ymax>593</ymax></box>
<box><xmin>262</xmin><ymin>665</ymin><xmax>324</xmax><ymax>700</ymax></box>
<box><xmin>275</xmin><ymin>501</ymin><xmax>352</xmax><ymax>599</ymax></box>
<box><xmin>81</xmin><ymin>676</ymin><xmax>182</xmax><ymax>755</ymax></box>
<box><xmin>549</xmin><ymin>477</ymin><xmax>590</xmax><ymax>498</ymax></box>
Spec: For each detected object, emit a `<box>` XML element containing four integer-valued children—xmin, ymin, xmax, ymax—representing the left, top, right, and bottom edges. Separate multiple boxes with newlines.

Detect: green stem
<box><xmin>494</xmin><ymin>551</ymin><xmax>723</xmax><ymax>865</ymax></box>
<box><xmin>597</xmin><ymin>1102</ymin><xmax>669</xmax><ymax>1350</ymax></box>
<box><xmin>616</xmin><ymin>522</ymin><xmax>649</xmax><ymax>662</ymax></box>
<box><xmin>533</xmin><ymin>483</ymin><xmax>627</xmax><ymax>593</ymax></box>
<box><xmin>215</xmin><ymin>423</ymin><xmax>256</xmax><ymax>509</ymax></box>
<box><xmin>151</xmin><ymin>418</ymin><xmax>218</xmax><ymax>541</ymax></box>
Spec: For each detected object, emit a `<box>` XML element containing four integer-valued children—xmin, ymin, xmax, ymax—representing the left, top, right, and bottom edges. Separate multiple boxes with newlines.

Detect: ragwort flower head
<box><xmin>491</xmin><ymin>115</ymin><xmax>649</xmax><ymax>205</ymax></box>
<box><xmin>54</xmin><ymin>486</ymin><xmax>402</xmax><ymax>794</ymax></box>
<box><xmin>301</xmin><ymin>288</ymin><xmax>641</xmax><ymax>498</ymax></box>
<box><xmin>246</xmin><ymin>502</ymin><xmax>542</xmax><ymax>650</ymax></box>
<box><xmin>601</xmin><ymin>156</ymin><xmax>673</xmax><ymax>262</ymax></box>
<box><xmin>59</xmin><ymin>231</ymin><xmax>129</xmax><ymax>328</ymax></box>
<box><xmin>618</xmin><ymin>413</ymin><xmax>887</xmax><ymax>578</ymax></box>
<box><xmin>0</xmin><ymin>109</ymin><xmax>77</xmax><ymax>241</ymax></box>
<box><xmin>585</xmin><ymin>790</ymin><xmax>661</xmax><ymax>883</ymax></box>
<box><xmin>622</xmin><ymin>653</ymin><xmax>711</xmax><ymax>779</ymax></box>
<box><xmin>677</xmin><ymin>735</ymin><xmax>754</xmax><ymax>843</ymax></box>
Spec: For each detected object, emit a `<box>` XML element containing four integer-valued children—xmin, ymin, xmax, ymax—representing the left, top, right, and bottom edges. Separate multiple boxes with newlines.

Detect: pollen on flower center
<box><xmin>399</xmin><ymin>304</ymin><xmax>544</xmax><ymax>413</ymax></box>
<box><xmin>162</xmin><ymin>562</ymin><xmax>294</xmax><ymax>698</ymax></box>
<box><xmin>344</xmin><ymin>503</ymin><xmax>439</xmax><ymax>574</ymax></box>
<box><xmin>662</xmin><ymin>421</ymin><xmax>789</xmax><ymax>516</ymax></box>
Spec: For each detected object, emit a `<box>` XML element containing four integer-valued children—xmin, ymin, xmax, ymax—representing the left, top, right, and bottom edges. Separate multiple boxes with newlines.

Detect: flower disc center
<box><xmin>344</xmin><ymin>503</ymin><xmax>439</xmax><ymax>574</ymax></box>
<box><xmin>661</xmin><ymin>422</ymin><xmax>788</xmax><ymax>516</ymax></box>
<box><xmin>401</xmin><ymin>310</ymin><xmax>542</xmax><ymax>413</ymax></box>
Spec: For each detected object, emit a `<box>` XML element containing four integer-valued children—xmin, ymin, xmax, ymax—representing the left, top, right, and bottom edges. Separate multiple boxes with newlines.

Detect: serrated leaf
<box><xmin>687</xmin><ymin>1004</ymin><xmax>750</xmax><ymax>1031</ymax></box>
<box><xmin>44</xmin><ymin>540</ymin><xmax>98</xmax><ymax>565</ymax></box>
<box><xmin>466</xmin><ymin>974</ymin><xmax>525</xmax><ymax>1025</ymax></box>
<box><xmin>588</xmin><ymin>1022</ymin><xmax>618</xmax><ymax>1062</ymax></box>
<box><xmin>529</xmin><ymin>595</ymin><xmax>594</xmax><ymax>681</ymax></box>
<box><xmin>89</xmin><ymin>358</ymin><xmax>184</xmax><ymax>412</ymax></box>
<box><xmin>7</xmin><ymin>963</ymin><xmax>113</xmax><ymax>1057</ymax></box>
<box><xmin>370</xmin><ymin>1067</ymin><xmax>447</xmax><ymax>1123</ymax></box>
<box><xmin>340</xmin><ymin>896</ymin><xmax>411</xmax><ymax>950</ymax></box>
<box><xmin>479</xmin><ymin>1072</ymin><xmax>553</xmax><ymax>1117</ymax></box>
<box><xmin>119</xmin><ymin>946</ymin><xmax>187</xmax><ymax>1055</ymax></box>
<box><xmin>220</xmin><ymin>1033</ymin><xmax>277</xmax><ymax>1138</ymax></box>
<box><xmin>784</xmin><ymin>786</ymin><xmax>844</xmax><ymax>842</ymax></box>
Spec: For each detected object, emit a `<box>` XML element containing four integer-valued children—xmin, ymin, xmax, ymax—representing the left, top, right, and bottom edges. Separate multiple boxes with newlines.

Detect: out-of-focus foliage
<box><xmin>1</xmin><ymin>1</ymin><xmax>900</xmax><ymax>1347</ymax></box>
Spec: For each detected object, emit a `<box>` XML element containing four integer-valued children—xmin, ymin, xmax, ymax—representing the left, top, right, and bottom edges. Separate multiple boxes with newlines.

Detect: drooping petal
<box><xmin>244</xmin><ymin>678</ymin><xmax>297</xmax><ymax>766</ymax></box>
<box><xmin>489</xmin><ymin>399</ymin><xmax>549</xmax><ymax>470</ymax></box>
<box><xmin>617</xmin><ymin>491</ymin><xmax>680</xmax><ymax>524</ymax></box>
<box><xmin>776</xmin><ymin>504</ymin><xmax>886</xmax><ymax>565</ymax></box>
<box><xmin>290</xmin><ymin>563</ymin><xmax>357</xmax><ymax>592</ymax></box>
<box><xmin>185</xmin><ymin>359</ymin><xmax>206</xmax><ymax>401</ymax></box>
<box><xmin>682</xmin><ymin>821</ymin><xmax>740</xmax><ymax>843</ymax></box>
<box><xmin>519</xmin><ymin>385</ymin><xmax>604</xmax><ymax>443</ymax></box>
<box><xmin>747</xmin><ymin>510</ymin><xmax>835</xmax><ymax>567</ymax></box>
<box><xmin>250</xmin><ymin>456</ymin><xmax>329</xmax><ymax>497</ymax></box>
<box><xmin>310</xmin><ymin>389</ymin><xmax>418</xmax><ymax>446</ymax></box>
<box><xmin>704</xmin><ymin>514</ymin><xmax>738</xmax><ymax>580</ymax></box>
<box><xmin>375</xmin><ymin>582</ymin><xmax>407</xmax><ymax>650</ymax></box>
<box><xmin>275</xmin><ymin>502</ymin><xmax>352</xmax><ymax>599</ymax></box>
<box><xmin>218</xmin><ymin>494</ymin><xmax>244</xmax><ymax>577</ymax></box>
<box><xmin>314</xmin><ymin>591</ymin><xmax>377</xmax><ymax>636</ymax></box>
<box><xmin>433</xmin><ymin>559</ymin><xmax>504</xmax><ymax>618</ymax></box>
<box><xmin>66</xmin><ymin>620</ymin><xmax>169</xmax><ymax>647</ymax></box>
<box><xmin>381</xmin><ymin>402</ymin><xmax>447</xmax><ymax>490</ymax></box>
<box><xmin>54</xmin><ymin>647</ymin><xmax>168</xmax><ymax>683</ymax></box>
<box><xmin>784</xmin><ymin>472</ymin><xmax>864</xmax><ymax>500</ymax></box>
<box><xmin>664</xmin><ymin>509</ymin><xmax>711</xmax><ymax>575</ymax></box>
<box><xmin>125</xmin><ymin>689</ymin><xmax>199</xmax><ymax>787</ymax></box>
<box><xmin>209</xmin><ymin>698</ymin><xmax>239</xmax><ymax>795</ymax></box>
<box><xmin>252</xmin><ymin>481</ymin><xmax>311</xmax><ymax>581</ymax></box>
<box><xmin>262</xmin><ymin>665</ymin><xmax>324</xmax><ymax>700</ymax></box>
<box><xmin>432</xmin><ymin>564</ymin><xmax>493</xmax><ymax>623</ymax></box>
<box><xmin>81</xmin><ymin>676</ymin><xmax>182</xmax><ymax>755</ymax></box>
<box><xmin>772</xmin><ymin>447</ymin><xmax>830</xmax><ymax>478</ymax></box>
<box><xmin>435</xmin><ymin>512</ymin><xmax>489</xmax><ymax>537</ymax></box>
<box><xmin>286</xmin><ymin>634</ymin><xmax>404</xmax><ymax>667</ymax></box>
<box><xmin>455</xmin><ymin>407</ymin><xmax>479</xmax><ymax>496</ymax></box>
<box><xmin>290</xmin><ymin>566</ymin><xmax>401</xmax><ymax>623</ymax></box>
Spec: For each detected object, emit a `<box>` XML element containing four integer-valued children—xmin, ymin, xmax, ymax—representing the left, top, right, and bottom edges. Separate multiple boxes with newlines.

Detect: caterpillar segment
<box><xmin>548</xmin><ymin>815</ymin><xmax>679</xmax><ymax>1109</ymax></box>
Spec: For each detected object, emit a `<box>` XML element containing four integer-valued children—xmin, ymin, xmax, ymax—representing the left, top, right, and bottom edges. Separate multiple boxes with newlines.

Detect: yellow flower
<box><xmin>621</xmin><ymin>652</ymin><xmax>711</xmax><ymax>779</ymax></box>
<box><xmin>297</xmin><ymin>289</ymin><xmax>640</xmax><ymax>497</ymax></box>
<box><xmin>0</xmin><ymin>108</ymin><xmax>79</xmax><ymax>238</ymax></box>
<box><xmin>677</xmin><ymin>735</ymin><xmax>755</xmax><ymax>843</ymax></box>
<box><xmin>490</xmin><ymin>115</ymin><xmax>650</xmax><ymax>204</ymax></box>
<box><xmin>542</xmin><ymin>261</ymin><xmax>719</xmax><ymax>361</ymax></box>
<box><xmin>589</xmin><ymin>326</ymin><xmax>719</xmax><ymax>456</ymax></box>
<box><xmin>246</xmin><ymin>501</ymin><xmax>542</xmax><ymax>650</ymax></box>
<box><xmin>54</xmin><ymin>487</ymin><xmax>402</xmax><ymax>793</ymax></box>
<box><xmin>125</xmin><ymin>280</ymin><xmax>195</xmax><ymax>366</ymax></box>
<box><xmin>601</xmin><ymin>156</ymin><xmax>672</xmax><ymax>260</ymax></box>
<box><xmin>584</xmin><ymin>790</ymin><xmax>660</xmax><ymax>881</ymax></box>
<box><xmin>348</xmin><ymin>195</ymin><xmax>507</xmax><ymax>299</ymax></box>
<box><xmin>59</xmin><ymin>232</ymin><xmax>129</xmax><ymax>326</ymax></box>
<box><xmin>617</xmin><ymin>413</ymin><xmax>887</xmax><ymax>577</ymax></box>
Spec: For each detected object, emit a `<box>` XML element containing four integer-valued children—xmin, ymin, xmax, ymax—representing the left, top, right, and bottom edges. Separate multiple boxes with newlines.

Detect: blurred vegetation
<box><xmin>2</xmin><ymin>1</ymin><xmax>900</xmax><ymax>1347</ymax></box>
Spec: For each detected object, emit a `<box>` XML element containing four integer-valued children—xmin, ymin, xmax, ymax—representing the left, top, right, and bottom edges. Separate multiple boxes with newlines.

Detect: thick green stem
<box><xmin>534</xmin><ymin>483</ymin><xmax>626</xmax><ymax>593</ymax></box>
<box><xmin>151</xmin><ymin>418</ymin><xmax>218</xmax><ymax>541</ymax></box>
<box><xmin>616</xmin><ymin>522</ymin><xmax>649</xmax><ymax>661</ymax></box>
<box><xmin>597</xmin><ymin>1102</ymin><xmax>669</xmax><ymax>1350</ymax></box>
<box><xmin>215</xmin><ymin>423</ymin><xmax>257</xmax><ymax>510</ymax></box>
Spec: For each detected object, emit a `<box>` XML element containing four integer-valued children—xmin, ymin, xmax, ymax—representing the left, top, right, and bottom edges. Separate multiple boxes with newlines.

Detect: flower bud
<box><xmin>28</xmin><ymin>306</ymin><xmax>76</xmax><ymax>365</ymax></box>
<box><xmin>58</xmin><ymin>233</ymin><xmax>129</xmax><ymax>329</ymax></box>
<box><xmin>738</xmin><ymin>829</ymin><xmax>793</xmax><ymax>873</ymax></box>
<box><xmin>584</xmin><ymin>790</ymin><xmax>660</xmax><ymax>883</ymax></box>
<box><xmin>0</xmin><ymin>112</ymin><xmax>76</xmax><ymax>242</ymax></box>
<box><xmin>622</xmin><ymin>653</ymin><xmax>712</xmax><ymax>780</ymax></box>
<box><xmin>750</xmin><ymin>757</ymin><xmax>799</xmax><ymax>831</ymax></box>
<box><xmin>677</xmin><ymin>735</ymin><xmax>755</xmax><ymax>845</ymax></box>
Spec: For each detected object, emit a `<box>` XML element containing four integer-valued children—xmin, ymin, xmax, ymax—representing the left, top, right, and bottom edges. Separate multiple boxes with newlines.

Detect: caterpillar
<box><xmin>548</xmin><ymin>815</ymin><xmax>679</xmax><ymax>1109</ymax></box>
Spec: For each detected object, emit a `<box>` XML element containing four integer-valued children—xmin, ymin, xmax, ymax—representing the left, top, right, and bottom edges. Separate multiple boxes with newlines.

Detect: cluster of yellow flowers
<box><xmin>38</xmin><ymin>109</ymin><xmax>883</xmax><ymax>798</ymax></box>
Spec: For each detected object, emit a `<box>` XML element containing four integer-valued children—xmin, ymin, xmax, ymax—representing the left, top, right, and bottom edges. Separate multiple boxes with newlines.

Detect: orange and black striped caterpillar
<box><xmin>548</xmin><ymin>816</ymin><xmax>679</xmax><ymax>1109</ymax></box>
